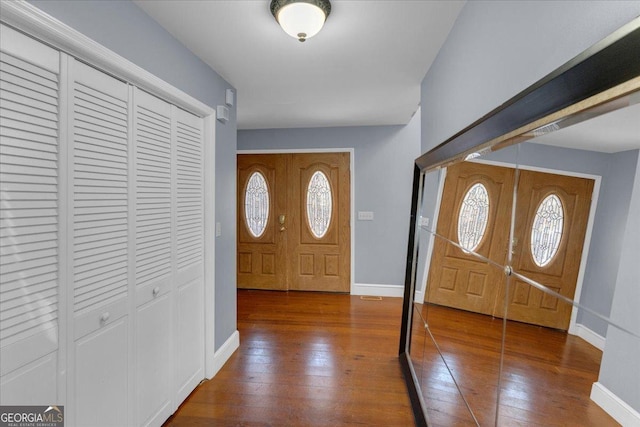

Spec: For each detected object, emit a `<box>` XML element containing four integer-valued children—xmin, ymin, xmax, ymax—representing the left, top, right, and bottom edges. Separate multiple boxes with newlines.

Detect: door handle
<box><xmin>279</xmin><ymin>214</ymin><xmax>286</xmax><ymax>231</ymax></box>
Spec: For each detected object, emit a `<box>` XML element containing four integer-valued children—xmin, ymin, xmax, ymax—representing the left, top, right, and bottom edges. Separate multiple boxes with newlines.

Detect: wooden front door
<box><xmin>237</xmin><ymin>153</ymin><xmax>351</xmax><ymax>292</ymax></box>
<box><xmin>494</xmin><ymin>169</ymin><xmax>594</xmax><ymax>329</ymax></box>
<box><xmin>426</xmin><ymin>162</ymin><xmax>594</xmax><ymax>330</ymax></box>
<box><xmin>237</xmin><ymin>154</ymin><xmax>288</xmax><ymax>290</ymax></box>
<box><xmin>426</xmin><ymin>162</ymin><xmax>515</xmax><ymax>315</ymax></box>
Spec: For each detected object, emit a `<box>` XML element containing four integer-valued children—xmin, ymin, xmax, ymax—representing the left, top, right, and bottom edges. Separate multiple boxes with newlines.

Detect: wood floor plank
<box><xmin>415</xmin><ymin>303</ymin><xmax>618</xmax><ymax>426</ymax></box>
<box><xmin>164</xmin><ymin>291</ymin><xmax>617</xmax><ymax>426</ymax></box>
<box><xmin>164</xmin><ymin>290</ymin><xmax>415</xmax><ymax>426</ymax></box>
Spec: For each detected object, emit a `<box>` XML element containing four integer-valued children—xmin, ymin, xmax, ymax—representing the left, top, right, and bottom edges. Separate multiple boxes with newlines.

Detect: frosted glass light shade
<box><xmin>271</xmin><ymin>0</ymin><xmax>331</xmax><ymax>42</ymax></box>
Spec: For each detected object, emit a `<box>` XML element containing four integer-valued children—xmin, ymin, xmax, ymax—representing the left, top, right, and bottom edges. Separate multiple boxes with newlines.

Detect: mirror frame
<box><xmin>399</xmin><ymin>16</ymin><xmax>640</xmax><ymax>427</ymax></box>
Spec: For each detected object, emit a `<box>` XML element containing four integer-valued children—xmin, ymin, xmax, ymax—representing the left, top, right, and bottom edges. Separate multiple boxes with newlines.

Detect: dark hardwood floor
<box><xmin>164</xmin><ymin>290</ymin><xmax>616</xmax><ymax>426</ymax></box>
<box><xmin>411</xmin><ymin>303</ymin><xmax>618</xmax><ymax>426</ymax></box>
<box><xmin>164</xmin><ymin>290</ymin><xmax>414</xmax><ymax>426</ymax></box>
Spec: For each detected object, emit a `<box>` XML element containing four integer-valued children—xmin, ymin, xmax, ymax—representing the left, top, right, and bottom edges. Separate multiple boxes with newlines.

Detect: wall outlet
<box><xmin>357</xmin><ymin>211</ymin><xmax>374</xmax><ymax>221</ymax></box>
<box><xmin>419</xmin><ymin>217</ymin><xmax>430</xmax><ymax>227</ymax></box>
<box><xmin>215</xmin><ymin>222</ymin><xmax>222</xmax><ymax>237</ymax></box>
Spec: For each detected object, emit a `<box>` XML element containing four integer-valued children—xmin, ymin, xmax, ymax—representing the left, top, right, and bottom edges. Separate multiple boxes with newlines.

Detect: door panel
<box><xmin>426</xmin><ymin>162</ymin><xmax>514</xmax><ymax>315</ymax></box>
<box><xmin>496</xmin><ymin>170</ymin><xmax>594</xmax><ymax>329</ymax></box>
<box><xmin>136</xmin><ymin>294</ymin><xmax>172</xmax><ymax>427</ymax></box>
<box><xmin>290</xmin><ymin>153</ymin><xmax>350</xmax><ymax>292</ymax></box>
<box><xmin>75</xmin><ymin>318</ymin><xmax>129</xmax><ymax>427</ymax></box>
<box><xmin>175</xmin><ymin>275</ymin><xmax>204</xmax><ymax>404</ymax></box>
<box><xmin>237</xmin><ymin>155</ymin><xmax>287</xmax><ymax>290</ymax></box>
<box><xmin>237</xmin><ymin>153</ymin><xmax>350</xmax><ymax>292</ymax></box>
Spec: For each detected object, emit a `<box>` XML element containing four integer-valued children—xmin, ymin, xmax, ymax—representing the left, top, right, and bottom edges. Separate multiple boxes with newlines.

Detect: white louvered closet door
<box><xmin>134</xmin><ymin>88</ymin><xmax>173</xmax><ymax>427</ymax></box>
<box><xmin>174</xmin><ymin>107</ymin><xmax>205</xmax><ymax>404</ymax></box>
<box><xmin>0</xmin><ymin>24</ymin><xmax>61</xmax><ymax>405</ymax></box>
<box><xmin>1</xmin><ymin>21</ymin><xmax>207</xmax><ymax>427</ymax></box>
<box><xmin>70</xmin><ymin>60</ymin><xmax>131</xmax><ymax>427</ymax></box>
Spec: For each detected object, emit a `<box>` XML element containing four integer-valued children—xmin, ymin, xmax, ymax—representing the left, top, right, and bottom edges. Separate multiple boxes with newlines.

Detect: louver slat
<box><xmin>0</xmin><ymin>52</ymin><xmax>59</xmax><ymax>350</ymax></box>
<box><xmin>135</xmin><ymin>92</ymin><xmax>172</xmax><ymax>287</ymax></box>
<box><xmin>73</xmin><ymin>63</ymin><xmax>129</xmax><ymax>315</ymax></box>
<box><xmin>175</xmin><ymin>111</ymin><xmax>203</xmax><ymax>270</ymax></box>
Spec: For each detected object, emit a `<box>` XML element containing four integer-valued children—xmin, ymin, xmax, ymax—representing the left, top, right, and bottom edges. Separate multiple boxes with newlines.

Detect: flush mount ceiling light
<box><xmin>270</xmin><ymin>0</ymin><xmax>331</xmax><ymax>42</ymax></box>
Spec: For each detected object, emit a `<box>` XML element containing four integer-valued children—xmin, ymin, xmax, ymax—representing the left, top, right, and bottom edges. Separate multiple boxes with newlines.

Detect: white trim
<box><xmin>416</xmin><ymin>168</ymin><xmax>446</xmax><ymax>304</ymax></box>
<box><xmin>237</xmin><ymin>148</ymin><xmax>356</xmax><ymax>294</ymax></box>
<box><xmin>210</xmin><ymin>331</ymin><xmax>240</xmax><ymax>379</ymax></box>
<box><xmin>352</xmin><ymin>283</ymin><xmax>404</xmax><ymax>298</ymax></box>
<box><xmin>238</xmin><ymin>148</ymin><xmax>352</xmax><ymax>154</ymax></box>
<box><xmin>0</xmin><ymin>1</ymin><xmax>214</xmax><ymax>117</ymax></box>
<box><xmin>591</xmin><ymin>382</ymin><xmax>640</xmax><ymax>427</ymax></box>
<box><xmin>203</xmin><ymin>115</ymin><xmax>217</xmax><ymax>378</ymax></box>
<box><xmin>570</xmin><ymin>323</ymin><xmax>606</xmax><ymax>351</ymax></box>
<box><xmin>468</xmin><ymin>158</ymin><xmax>602</xmax><ymax>334</ymax></box>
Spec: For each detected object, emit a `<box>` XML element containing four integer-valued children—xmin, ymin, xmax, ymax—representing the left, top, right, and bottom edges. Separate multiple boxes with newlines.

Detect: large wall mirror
<box><xmin>399</xmin><ymin>16</ymin><xmax>640</xmax><ymax>426</ymax></box>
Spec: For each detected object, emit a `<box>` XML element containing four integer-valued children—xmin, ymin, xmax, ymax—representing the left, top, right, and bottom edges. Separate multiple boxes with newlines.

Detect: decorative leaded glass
<box><xmin>531</xmin><ymin>194</ymin><xmax>564</xmax><ymax>267</ymax></box>
<box><xmin>457</xmin><ymin>183</ymin><xmax>489</xmax><ymax>253</ymax></box>
<box><xmin>244</xmin><ymin>171</ymin><xmax>269</xmax><ymax>237</ymax></box>
<box><xmin>306</xmin><ymin>171</ymin><xmax>332</xmax><ymax>238</ymax></box>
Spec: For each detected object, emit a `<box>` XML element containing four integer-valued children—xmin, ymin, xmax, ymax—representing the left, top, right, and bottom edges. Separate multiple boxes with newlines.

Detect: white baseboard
<box><xmin>351</xmin><ymin>283</ymin><xmax>404</xmax><ymax>298</ymax></box>
<box><xmin>591</xmin><ymin>382</ymin><xmax>640</xmax><ymax>426</ymax></box>
<box><xmin>570</xmin><ymin>323</ymin><xmax>606</xmax><ymax>351</ymax></box>
<box><xmin>209</xmin><ymin>330</ymin><xmax>239</xmax><ymax>379</ymax></box>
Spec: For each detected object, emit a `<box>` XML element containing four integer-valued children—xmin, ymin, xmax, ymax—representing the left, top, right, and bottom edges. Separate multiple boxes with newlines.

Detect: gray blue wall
<box><xmin>238</xmin><ymin>110</ymin><xmax>421</xmax><ymax>287</ymax></box>
<box><xmin>28</xmin><ymin>0</ymin><xmax>238</xmax><ymax>351</ymax></box>
<box><xmin>421</xmin><ymin>1</ymin><xmax>640</xmax><ymax>153</ymax></box>
<box><xmin>419</xmin><ymin>0</ymin><xmax>640</xmax><ymax>414</ymax></box>
<box><xmin>599</xmin><ymin>153</ymin><xmax>640</xmax><ymax>412</ymax></box>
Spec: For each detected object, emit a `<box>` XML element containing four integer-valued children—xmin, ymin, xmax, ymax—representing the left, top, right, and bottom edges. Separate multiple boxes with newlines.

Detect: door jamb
<box><xmin>237</xmin><ymin>148</ymin><xmax>356</xmax><ymax>294</ymax></box>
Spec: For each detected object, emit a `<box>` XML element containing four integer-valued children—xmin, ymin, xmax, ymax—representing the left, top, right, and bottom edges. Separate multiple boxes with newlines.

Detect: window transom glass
<box><xmin>244</xmin><ymin>171</ymin><xmax>269</xmax><ymax>237</ymax></box>
<box><xmin>531</xmin><ymin>194</ymin><xmax>564</xmax><ymax>267</ymax></box>
<box><xmin>306</xmin><ymin>171</ymin><xmax>332</xmax><ymax>238</ymax></box>
<box><xmin>457</xmin><ymin>183</ymin><xmax>489</xmax><ymax>253</ymax></box>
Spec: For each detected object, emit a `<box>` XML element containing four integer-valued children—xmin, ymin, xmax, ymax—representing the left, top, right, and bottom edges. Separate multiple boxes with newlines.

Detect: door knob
<box><xmin>100</xmin><ymin>312</ymin><xmax>110</xmax><ymax>324</ymax></box>
<box><xmin>279</xmin><ymin>214</ymin><xmax>286</xmax><ymax>231</ymax></box>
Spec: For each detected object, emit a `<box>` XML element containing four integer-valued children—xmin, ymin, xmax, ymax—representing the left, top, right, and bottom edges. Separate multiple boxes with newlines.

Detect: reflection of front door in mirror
<box><xmin>237</xmin><ymin>153</ymin><xmax>351</xmax><ymax>292</ymax></box>
<box><xmin>427</xmin><ymin>162</ymin><xmax>595</xmax><ymax>330</ymax></box>
<box><xmin>496</xmin><ymin>169</ymin><xmax>594</xmax><ymax>330</ymax></box>
<box><xmin>426</xmin><ymin>162</ymin><xmax>514</xmax><ymax>315</ymax></box>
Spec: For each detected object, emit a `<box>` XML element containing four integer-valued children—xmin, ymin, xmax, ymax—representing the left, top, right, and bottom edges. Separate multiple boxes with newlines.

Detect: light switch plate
<box><xmin>357</xmin><ymin>211</ymin><xmax>374</xmax><ymax>221</ymax></box>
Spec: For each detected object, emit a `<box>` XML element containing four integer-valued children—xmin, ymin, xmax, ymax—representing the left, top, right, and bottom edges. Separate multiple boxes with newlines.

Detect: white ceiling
<box><xmin>532</xmin><ymin>101</ymin><xmax>640</xmax><ymax>153</ymax></box>
<box><xmin>134</xmin><ymin>0</ymin><xmax>465</xmax><ymax>130</ymax></box>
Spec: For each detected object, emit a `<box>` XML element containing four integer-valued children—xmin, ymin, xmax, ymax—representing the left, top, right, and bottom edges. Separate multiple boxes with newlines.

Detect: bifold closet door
<box><xmin>70</xmin><ymin>59</ymin><xmax>131</xmax><ymax>427</ymax></box>
<box><xmin>134</xmin><ymin>88</ymin><xmax>173</xmax><ymax>427</ymax></box>
<box><xmin>173</xmin><ymin>107</ymin><xmax>204</xmax><ymax>404</ymax></box>
<box><xmin>0</xmin><ymin>24</ymin><xmax>61</xmax><ymax>405</ymax></box>
<box><xmin>1</xmin><ymin>22</ymin><xmax>206</xmax><ymax>427</ymax></box>
<box><xmin>133</xmin><ymin>91</ymin><xmax>205</xmax><ymax>424</ymax></box>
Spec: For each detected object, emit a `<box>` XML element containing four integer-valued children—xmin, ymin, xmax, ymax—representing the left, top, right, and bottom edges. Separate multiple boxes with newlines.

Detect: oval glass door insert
<box><xmin>244</xmin><ymin>171</ymin><xmax>269</xmax><ymax>237</ymax></box>
<box><xmin>531</xmin><ymin>194</ymin><xmax>564</xmax><ymax>267</ymax></box>
<box><xmin>306</xmin><ymin>171</ymin><xmax>332</xmax><ymax>238</ymax></box>
<box><xmin>457</xmin><ymin>183</ymin><xmax>489</xmax><ymax>253</ymax></box>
